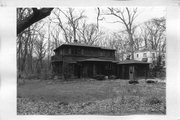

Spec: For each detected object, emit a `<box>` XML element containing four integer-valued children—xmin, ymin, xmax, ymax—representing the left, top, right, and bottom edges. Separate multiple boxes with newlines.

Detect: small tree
<box><xmin>151</xmin><ymin>55</ymin><xmax>164</xmax><ymax>78</ymax></box>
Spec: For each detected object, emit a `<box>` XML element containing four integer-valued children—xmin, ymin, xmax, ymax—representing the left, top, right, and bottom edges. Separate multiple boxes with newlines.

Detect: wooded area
<box><xmin>17</xmin><ymin>8</ymin><xmax>166</xmax><ymax>80</ymax></box>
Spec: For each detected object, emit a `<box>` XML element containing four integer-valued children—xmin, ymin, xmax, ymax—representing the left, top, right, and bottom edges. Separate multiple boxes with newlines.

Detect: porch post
<box><xmin>129</xmin><ymin>65</ymin><xmax>135</xmax><ymax>81</ymax></box>
<box><xmin>145</xmin><ymin>64</ymin><xmax>149</xmax><ymax>80</ymax></box>
<box><xmin>93</xmin><ymin>63</ymin><xmax>96</xmax><ymax>76</ymax></box>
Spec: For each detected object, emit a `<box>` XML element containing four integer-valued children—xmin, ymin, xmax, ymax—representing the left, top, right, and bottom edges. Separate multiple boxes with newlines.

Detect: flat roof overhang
<box><xmin>118</xmin><ymin>60</ymin><xmax>150</xmax><ymax>65</ymax></box>
<box><xmin>78</xmin><ymin>58</ymin><xmax>118</xmax><ymax>63</ymax></box>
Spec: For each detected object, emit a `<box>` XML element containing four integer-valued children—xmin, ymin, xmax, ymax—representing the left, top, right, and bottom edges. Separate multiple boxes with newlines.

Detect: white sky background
<box><xmin>43</xmin><ymin>7</ymin><xmax>166</xmax><ymax>42</ymax></box>
<box><xmin>84</xmin><ymin>7</ymin><xmax>166</xmax><ymax>32</ymax></box>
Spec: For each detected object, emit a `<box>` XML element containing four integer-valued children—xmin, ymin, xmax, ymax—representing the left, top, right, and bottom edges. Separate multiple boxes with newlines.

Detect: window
<box><xmin>137</xmin><ymin>54</ymin><xmax>139</xmax><ymax>58</ymax></box>
<box><xmin>68</xmin><ymin>48</ymin><xmax>71</xmax><ymax>54</ymax></box>
<box><xmin>110</xmin><ymin>52</ymin><xmax>114</xmax><ymax>57</ymax></box>
<box><xmin>59</xmin><ymin>50</ymin><xmax>63</xmax><ymax>55</ymax></box>
<box><xmin>100</xmin><ymin>51</ymin><xmax>105</xmax><ymax>56</ymax></box>
<box><xmin>105</xmin><ymin>63</ymin><xmax>112</xmax><ymax>70</ymax></box>
<box><xmin>143</xmin><ymin>53</ymin><xmax>147</xmax><ymax>58</ymax></box>
<box><xmin>71</xmin><ymin>48</ymin><xmax>82</xmax><ymax>55</ymax></box>
<box><xmin>64</xmin><ymin>48</ymin><xmax>69</xmax><ymax>54</ymax></box>
<box><xmin>152</xmin><ymin>53</ymin><xmax>155</xmax><ymax>58</ymax></box>
<box><xmin>81</xmin><ymin>49</ymin><xmax>84</xmax><ymax>55</ymax></box>
<box><xmin>71</xmin><ymin>48</ymin><xmax>77</xmax><ymax>55</ymax></box>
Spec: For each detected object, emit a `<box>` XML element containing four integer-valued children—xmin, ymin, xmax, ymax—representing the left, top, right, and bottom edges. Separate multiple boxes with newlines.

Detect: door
<box><xmin>129</xmin><ymin>66</ymin><xmax>135</xmax><ymax>81</ymax></box>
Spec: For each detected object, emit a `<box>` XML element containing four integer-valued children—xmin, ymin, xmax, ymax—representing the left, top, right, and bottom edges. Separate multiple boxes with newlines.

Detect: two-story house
<box><xmin>134</xmin><ymin>49</ymin><xmax>166</xmax><ymax>68</ymax></box>
<box><xmin>134</xmin><ymin>49</ymin><xmax>157</xmax><ymax>63</ymax></box>
<box><xmin>51</xmin><ymin>42</ymin><xmax>118</xmax><ymax>78</ymax></box>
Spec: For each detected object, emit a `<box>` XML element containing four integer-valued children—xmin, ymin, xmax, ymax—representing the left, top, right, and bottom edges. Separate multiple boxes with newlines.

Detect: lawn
<box><xmin>17</xmin><ymin>79</ymin><xmax>166</xmax><ymax>115</ymax></box>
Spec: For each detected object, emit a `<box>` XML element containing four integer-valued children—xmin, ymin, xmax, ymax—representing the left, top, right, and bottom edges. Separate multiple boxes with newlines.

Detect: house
<box><xmin>51</xmin><ymin>42</ymin><xmax>150</xmax><ymax>80</ymax></box>
<box><xmin>134</xmin><ymin>49</ymin><xmax>157</xmax><ymax>63</ymax></box>
<box><xmin>51</xmin><ymin>42</ymin><xmax>118</xmax><ymax>78</ymax></box>
<box><xmin>134</xmin><ymin>49</ymin><xmax>166</xmax><ymax>68</ymax></box>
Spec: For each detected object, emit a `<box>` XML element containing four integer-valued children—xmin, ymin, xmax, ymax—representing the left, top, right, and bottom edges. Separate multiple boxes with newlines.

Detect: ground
<box><xmin>17</xmin><ymin>79</ymin><xmax>166</xmax><ymax>115</ymax></box>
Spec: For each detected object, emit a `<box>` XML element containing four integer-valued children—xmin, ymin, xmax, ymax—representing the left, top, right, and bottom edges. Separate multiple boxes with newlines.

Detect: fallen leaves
<box><xmin>17</xmin><ymin>95</ymin><xmax>166</xmax><ymax>115</ymax></box>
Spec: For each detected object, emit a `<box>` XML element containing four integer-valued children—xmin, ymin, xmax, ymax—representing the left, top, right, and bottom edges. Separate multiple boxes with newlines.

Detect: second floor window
<box><xmin>71</xmin><ymin>48</ymin><xmax>82</xmax><ymax>55</ymax></box>
<box><xmin>100</xmin><ymin>51</ymin><xmax>105</xmax><ymax>56</ymax></box>
<box><xmin>59</xmin><ymin>50</ymin><xmax>62</xmax><ymax>55</ymax></box>
<box><xmin>143</xmin><ymin>53</ymin><xmax>147</xmax><ymax>58</ymax></box>
<box><xmin>105</xmin><ymin>63</ymin><xmax>112</xmax><ymax>70</ymax></box>
<box><xmin>152</xmin><ymin>53</ymin><xmax>155</xmax><ymax>58</ymax></box>
<box><xmin>137</xmin><ymin>54</ymin><xmax>139</xmax><ymax>58</ymax></box>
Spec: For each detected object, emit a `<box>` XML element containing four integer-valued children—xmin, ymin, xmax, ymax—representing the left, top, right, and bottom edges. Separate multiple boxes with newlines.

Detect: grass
<box><xmin>17</xmin><ymin>79</ymin><xmax>166</xmax><ymax>115</ymax></box>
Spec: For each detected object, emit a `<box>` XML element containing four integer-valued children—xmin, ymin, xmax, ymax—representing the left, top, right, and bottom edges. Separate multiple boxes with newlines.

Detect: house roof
<box><xmin>118</xmin><ymin>60</ymin><xmax>150</xmax><ymax>64</ymax></box>
<box><xmin>54</xmin><ymin>43</ymin><xmax>116</xmax><ymax>51</ymax></box>
<box><xmin>78</xmin><ymin>58</ymin><xmax>118</xmax><ymax>63</ymax></box>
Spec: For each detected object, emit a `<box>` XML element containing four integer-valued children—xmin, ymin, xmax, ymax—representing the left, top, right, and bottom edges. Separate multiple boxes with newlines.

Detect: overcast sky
<box><xmin>86</xmin><ymin>7</ymin><xmax>166</xmax><ymax>31</ymax></box>
<box><xmin>49</xmin><ymin>7</ymin><xmax>166</xmax><ymax>33</ymax></box>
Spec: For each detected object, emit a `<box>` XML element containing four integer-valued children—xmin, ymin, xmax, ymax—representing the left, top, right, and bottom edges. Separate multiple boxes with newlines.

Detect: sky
<box><xmin>83</xmin><ymin>7</ymin><xmax>166</xmax><ymax>32</ymax></box>
<box><xmin>47</xmin><ymin>7</ymin><xmax>166</xmax><ymax>34</ymax></box>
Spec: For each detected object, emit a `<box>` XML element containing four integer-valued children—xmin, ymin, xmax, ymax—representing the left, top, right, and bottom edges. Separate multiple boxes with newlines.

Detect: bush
<box><xmin>93</xmin><ymin>75</ymin><xmax>105</xmax><ymax>80</ymax></box>
<box><xmin>128</xmin><ymin>80</ymin><xmax>139</xmax><ymax>84</ymax></box>
<box><xmin>146</xmin><ymin>80</ymin><xmax>156</xmax><ymax>84</ymax></box>
<box><xmin>108</xmin><ymin>75</ymin><xmax>117</xmax><ymax>79</ymax></box>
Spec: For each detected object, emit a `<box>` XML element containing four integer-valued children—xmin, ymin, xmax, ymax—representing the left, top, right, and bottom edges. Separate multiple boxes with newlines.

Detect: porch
<box><xmin>77</xmin><ymin>58</ymin><xmax>118</xmax><ymax>78</ymax></box>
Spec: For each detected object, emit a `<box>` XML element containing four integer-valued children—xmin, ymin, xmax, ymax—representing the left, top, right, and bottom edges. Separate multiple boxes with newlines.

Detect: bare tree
<box><xmin>17</xmin><ymin>8</ymin><xmax>48</xmax><ymax>78</ymax></box>
<box><xmin>52</xmin><ymin>9</ymin><xmax>71</xmax><ymax>43</ymax></box>
<box><xmin>59</xmin><ymin>8</ymin><xmax>86</xmax><ymax>42</ymax></box>
<box><xmin>144</xmin><ymin>17</ymin><xmax>166</xmax><ymax>51</ymax></box>
<box><xmin>106</xmin><ymin>7</ymin><xmax>138</xmax><ymax>59</ymax></box>
<box><xmin>50</xmin><ymin>27</ymin><xmax>62</xmax><ymax>48</ymax></box>
<box><xmin>97</xmin><ymin>7</ymin><xmax>101</xmax><ymax>29</ymax></box>
<box><xmin>139</xmin><ymin>26</ymin><xmax>150</xmax><ymax>49</ymax></box>
<box><xmin>17</xmin><ymin>8</ymin><xmax>33</xmax><ymax>77</ymax></box>
<box><xmin>51</xmin><ymin>8</ymin><xmax>86</xmax><ymax>43</ymax></box>
<box><xmin>78</xmin><ymin>22</ymin><xmax>104</xmax><ymax>45</ymax></box>
<box><xmin>96</xmin><ymin>7</ymin><xmax>104</xmax><ymax>29</ymax></box>
<box><xmin>107</xmin><ymin>32</ymin><xmax>129</xmax><ymax>61</ymax></box>
<box><xmin>34</xmin><ymin>33</ymin><xmax>47</xmax><ymax>74</ymax></box>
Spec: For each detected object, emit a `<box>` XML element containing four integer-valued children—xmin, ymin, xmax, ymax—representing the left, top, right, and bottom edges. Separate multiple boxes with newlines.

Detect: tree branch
<box><xmin>17</xmin><ymin>8</ymin><xmax>53</xmax><ymax>35</ymax></box>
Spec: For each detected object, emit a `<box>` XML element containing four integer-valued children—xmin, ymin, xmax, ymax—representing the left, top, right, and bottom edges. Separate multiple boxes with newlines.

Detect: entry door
<box><xmin>129</xmin><ymin>66</ymin><xmax>134</xmax><ymax>80</ymax></box>
<box><xmin>87</xmin><ymin>64</ymin><xmax>93</xmax><ymax>77</ymax></box>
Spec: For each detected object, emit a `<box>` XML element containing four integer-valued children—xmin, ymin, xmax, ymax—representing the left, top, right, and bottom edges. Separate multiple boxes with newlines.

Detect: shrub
<box><xmin>146</xmin><ymin>80</ymin><xmax>156</xmax><ymax>84</ymax></box>
<box><xmin>128</xmin><ymin>80</ymin><xmax>139</xmax><ymax>84</ymax></box>
<box><xmin>108</xmin><ymin>75</ymin><xmax>117</xmax><ymax>79</ymax></box>
<box><xmin>93</xmin><ymin>75</ymin><xmax>105</xmax><ymax>80</ymax></box>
